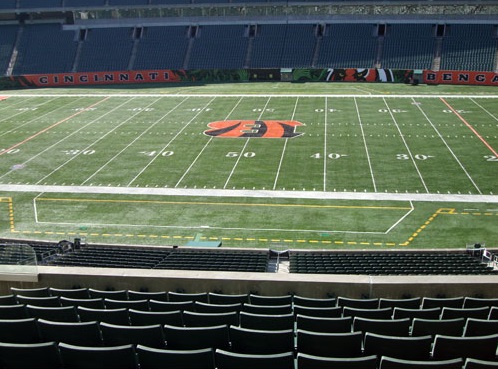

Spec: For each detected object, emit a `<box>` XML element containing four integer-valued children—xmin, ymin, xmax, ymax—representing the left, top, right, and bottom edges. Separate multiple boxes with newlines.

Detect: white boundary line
<box><xmin>223</xmin><ymin>97</ymin><xmax>271</xmax><ymax>189</ymax></box>
<box><xmin>2</xmin><ymin>94</ymin><xmax>498</xmax><ymax>99</ymax></box>
<box><xmin>175</xmin><ymin>96</ymin><xmax>244</xmax><ymax>188</ymax></box>
<box><xmin>385</xmin><ymin>200</ymin><xmax>415</xmax><ymax>234</ymax></box>
<box><xmin>413</xmin><ymin>97</ymin><xmax>482</xmax><ymax>194</ymax></box>
<box><xmin>6</xmin><ymin>184</ymin><xmax>497</xmax><ymax>203</ymax></box>
<box><xmin>383</xmin><ymin>97</ymin><xmax>429</xmax><ymax>193</ymax></box>
<box><xmin>354</xmin><ymin>97</ymin><xmax>377</xmax><ymax>192</ymax></box>
<box><xmin>273</xmin><ymin>97</ymin><xmax>299</xmax><ymax>190</ymax></box>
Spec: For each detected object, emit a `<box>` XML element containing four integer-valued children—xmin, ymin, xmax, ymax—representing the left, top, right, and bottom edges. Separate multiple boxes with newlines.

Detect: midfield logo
<box><xmin>204</xmin><ymin>120</ymin><xmax>304</xmax><ymax>138</ymax></box>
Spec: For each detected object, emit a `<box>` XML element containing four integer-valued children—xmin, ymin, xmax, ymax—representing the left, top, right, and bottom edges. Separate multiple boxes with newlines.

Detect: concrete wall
<box><xmin>1</xmin><ymin>266</ymin><xmax>497</xmax><ymax>298</ymax></box>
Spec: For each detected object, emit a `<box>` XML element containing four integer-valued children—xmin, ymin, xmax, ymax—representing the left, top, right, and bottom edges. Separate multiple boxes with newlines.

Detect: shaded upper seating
<box><xmin>18</xmin><ymin>0</ymin><xmax>62</xmax><ymax>8</ymax></box>
<box><xmin>133</xmin><ymin>26</ymin><xmax>189</xmax><ymax>70</ymax></box>
<box><xmin>381</xmin><ymin>24</ymin><xmax>436</xmax><ymax>69</ymax></box>
<box><xmin>440</xmin><ymin>24</ymin><xmax>497</xmax><ymax>71</ymax></box>
<box><xmin>0</xmin><ymin>25</ymin><xmax>17</xmax><ymax>75</ymax></box>
<box><xmin>316</xmin><ymin>23</ymin><xmax>377</xmax><ymax>68</ymax></box>
<box><xmin>77</xmin><ymin>28</ymin><xmax>134</xmax><ymax>72</ymax></box>
<box><xmin>0</xmin><ymin>0</ymin><xmax>16</xmax><ymax>9</ymax></box>
<box><xmin>188</xmin><ymin>25</ymin><xmax>248</xmax><ymax>69</ymax></box>
<box><xmin>13</xmin><ymin>24</ymin><xmax>77</xmax><ymax>75</ymax></box>
<box><xmin>63</xmin><ymin>0</ymin><xmax>106</xmax><ymax>7</ymax></box>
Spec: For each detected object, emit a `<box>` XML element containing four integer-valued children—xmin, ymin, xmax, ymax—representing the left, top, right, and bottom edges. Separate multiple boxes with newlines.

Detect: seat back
<box><xmin>440</xmin><ymin>307</ymin><xmax>490</xmax><ymax>320</ymax></box>
<box><xmin>293</xmin><ymin>305</ymin><xmax>342</xmax><ymax>318</ymax></box>
<box><xmin>239</xmin><ymin>312</ymin><xmax>294</xmax><ymax>331</ymax></box>
<box><xmin>11</xmin><ymin>287</ymin><xmax>50</xmax><ymax>297</ymax></box>
<box><xmin>183</xmin><ymin>311</ymin><xmax>239</xmax><ymax>327</ymax></box>
<box><xmin>411</xmin><ymin>318</ymin><xmax>465</xmax><ymax>337</ymax></box>
<box><xmin>343</xmin><ymin>307</ymin><xmax>393</xmax><ymax>320</ymax></box>
<box><xmin>88</xmin><ymin>289</ymin><xmax>128</xmax><ymax>300</ymax></box>
<box><xmin>37</xmin><ymin>319</ymin><xmax>103</xmax><ymax>346</ymax></box>
<box><xmin>59</xmin><ymin>342</ymin><xmax>138</xmax><ymax>369</ymax></box>
<box><xmin>292</xmin><ymin>295</ymin><xmax>336</xmax><ymax>308</ymax></box>
<box><xmin>353</xmin><ymin>317</ymin><xmax>411</xmax><ymax>337</ymax></box>
<box><xmin>379</xmin><ymin>356</ymin><xmax>463</xmax><ymax>369</ymax></box>
<box><xmin>463</xmin><ymin>318</ymin><xmax>498</xmax><ymax>337</ymax></box>
<box><xmin>16</xmin><ymin>295</ymin><xmax>60</xmax><ymax>307</ymax></box>
<box><xmin>168</xmin><ymin>292</ymin><xmax>208</xmax><ymax>303</ymax></box>
<box><xmin>0</xmin><ymin>317</ymin><xmax>40</xmax><ymax>343</ymax></box>
<box><xmin>208</xmin><ymin>293</ymin><xmax>248</xmax><ymax>305</ymax></box>
<box><xmin>77</xmin><ymin>307</ymin><xmax>130</xmax><ymax>325</ymax></box>
<box><xmin>129</xmin><ymin>309</ymin><xmax>183</xmax><ymax>326</ymax></box>
<box><xmin>463</xmin><ymin>358</ymin><xmax>498</xmax><ymax>369</ymax></box>
<box><xmin>49</xmin><ymin>288</ymin><xmax>90</xmax><ymax>299</ymax></box>
<box><xmin>421</xmin><ymin>297</ymin><xmax>464</xmax><ymax>309</ymax></box>
<box><xmin>26</xmin><ymin>305</ymin><xmax>79</xmax><ymax>322</ymax></box>
<box><xmin>163</xmin><ymin>324</ymin><xmax>230</xmax><ymax>350</ymax></box>
<box><xmin>363</xmin><ymin>332</ymin><xmax>433</xmax><ymax>361</ymax></box>
<box><xmin>0</xmin><ymin>294</ymin><xmax>17</xmax><ymax>305</ymax></box>
<box><xmin>337</xmin><ymin>297</ymin><xmax>379</xmax><ymax>310</ymax></box>
<box><xmin>229</xmin><ymin>326</ymin><xmax>294</xmax><ymax>354</ymax></box>
<box><xmin>104</xmin><ymin>298</ymin><xmax>149</xmax><ymax>311</ymax></box>
<box><xmin>297</xmin><ymin>353</ymin><xmax>377</xmax><ymax>369</ymax></box>
<box><xmin>249</xmin><ymin>294</ymin><xmax>293</xmax><ymax>306</ymax></box>
<box><xmin>242</xmin><ymin>303</ymin><xmax>292</xmax><ymax>315</ymax></box>
<box><xmin>0</xmin><ymin>304</ymin><xmax>28</xmax><ymax>319</ymax></box>
<box><xmin>463</xmin><ymin>297</ymin><xmax>498</xmax><ymax>309</ymax></box>
<box><xmin>194</xmin><ymin>301</ymin><xmax>242</xmax><ymax>314</ymax></box>
<box><xmin>137</xmin><ymin>346</ymin><xmax>214</xmax><ymax>369</ymax></box>
<box><xmin>149</xmin><ymin>300</ymin><xmax>194</xmax><ymax>312</ymax></box>
<box><xmin>432</xmin><ymin>334</ymin><xmax>498</xmax><ymax>360</ymax></box>
<box><xmin>60</xmin><ymin>297</ymin><xmax>105</xmax><ymax>309</ymax></box>
<box><xmin>378</xmin><ymin>298</ymin><xmax>421</xmax><ymax>309</ymax></box>
<box><xmin>297</xmin><ymin>329</ymin><xmax>363</xmax><ymax>357</ymax></box>
<box><xmin>128</xmin><ymin>290</ymin><xmax>168</xmax><ymax>302</ymax></box>
<box><xmin>100</xmin><ymin>322</ymin><xmax>166</xmax><ymax>348</ymax></box>
<box><xmin>0</xmin><ymin>341</ymin><xmax>61</xmax><ymax>369</ymax></box>
<box><xmin>296</xmin><ymin>315</ymin><xmax>352</xmax><ymax>333</ymax></box>
<box><xmin>215</xmin><ymin>349</ymin><xmax>294</xmax><ymax>369</ymax></box>
<box><xmin>393</xmin><ymin>307</ymin><xmax>441</xmax><ymax>321</ymax></box>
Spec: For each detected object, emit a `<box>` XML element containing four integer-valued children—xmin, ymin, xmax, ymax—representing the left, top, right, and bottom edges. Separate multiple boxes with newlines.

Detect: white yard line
<box><xmin>223</xmin><ymin>97</ymin><xmax>272</xmax><ymax>189</ymax></box>
<box><xmin>470</xmin><ymin>98</ymin><xmax>498</xmax><ymax>122</ymax></box>
<box><xmin>174</xmin><ymin>96</ymin><xmax>244</xmax><ymax>188</ymax></box>
<box><xmin>0</xmin><ymin>97</ymin><xmax>80</xmax><ymax>137</ymax></box>
<box><xmin>383</xmin><ymin>97</ymin><xmax>429</xmax><ymax>193</ymax></box>
<box><xmin>354</xmin><ymin>97</ymin><xmax>377</xmax><ymax>192</ymax></box>
<box><xmin>80</xmin><ymin>97</ymin><xmax>165</xmax><ymax>185</ymax></box>
<box><xmin>413</xmin><ymin>98</ymin><xmax>482</xmax><ymax>194</ymax></box>
<box><xmin>273</xmin><ymin>97</ymin><xmax>299</xmax><ymax>190</ymax></box>
<box><xmin>0</xmin><ymin>97</ymin><xmax>121</xmax><ymax>181</ymax></box>
<box><xmin>29</xmin><ymin>98</ymin><xmax>137</xmax><ymax>185</ymax></box>
<box><xmin>126</xmin><ymin>97</ymin><xmax>193</xmax><ymax>187</ymax></box>
<box><xmin>323</xmin><ymin>97</ymin><xmax>328</xmax><ymax>192</ymax></box>
<box><xmin>3</xmin><ymin>184</ymin><xmax>498</xmax><ymax>203</ymax></box>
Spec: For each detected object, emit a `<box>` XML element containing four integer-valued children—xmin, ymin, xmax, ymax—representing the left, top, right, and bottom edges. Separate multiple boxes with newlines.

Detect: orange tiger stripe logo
<box><xmin>204</xmin><ymin>120</ymin><xmax>304</xmax><ymax>138</ymax></box>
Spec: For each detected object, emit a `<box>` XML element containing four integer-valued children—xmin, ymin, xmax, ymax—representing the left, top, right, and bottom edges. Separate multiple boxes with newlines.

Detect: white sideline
<box><xmin>1</xmin><ymin>184</ymin><xmax>497</xmax><ymax>203</ymax></box>
<box><xmin>1</xmin><ymin>94</ymin><xmax>498</xmax><ymax>99</ymax></box>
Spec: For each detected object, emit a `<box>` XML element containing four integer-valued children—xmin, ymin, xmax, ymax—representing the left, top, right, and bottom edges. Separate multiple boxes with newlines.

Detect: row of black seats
<box><xmin>5</xmin><ymin>287</ymin><xmax>498</xmax><ymax>309</ymax></box>
<box><xmin>2</xmin><ymin>341</ymin><xmax>494</xmax><ymax>369</ymax></box>
<box><xmin>1</xmin><ymin>323</ymin><xmax>497</xmax><ymax>368</ymax></box>
<box><xmin>290</xmin><ymin>252</ymin><xmax>496</xmax><ymax>275</ymax></box>
<box><xmin>46</xmin><ymin>247</ymin><xmax>268</xmax><ymax>272</ymax></box>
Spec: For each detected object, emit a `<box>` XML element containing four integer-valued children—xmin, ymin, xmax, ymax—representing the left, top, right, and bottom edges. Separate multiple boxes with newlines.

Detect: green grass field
<box><xmin>0</xmin><ymin>82</ymin><xmax>496</xmax><ymax>249</ymax></box>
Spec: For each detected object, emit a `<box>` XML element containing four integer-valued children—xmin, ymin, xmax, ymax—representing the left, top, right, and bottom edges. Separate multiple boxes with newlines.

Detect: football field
<box><xmin>0</xmin><ymin>83</ymin><xmax>496</xmax><ymax>249</ymax></box>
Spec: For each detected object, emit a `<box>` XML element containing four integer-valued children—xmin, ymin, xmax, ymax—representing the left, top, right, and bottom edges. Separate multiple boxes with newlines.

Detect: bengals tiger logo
<box><xmin>204</xmin><ymin>120</ymin><xmax>304</xmax><ymax>138</ymax></box>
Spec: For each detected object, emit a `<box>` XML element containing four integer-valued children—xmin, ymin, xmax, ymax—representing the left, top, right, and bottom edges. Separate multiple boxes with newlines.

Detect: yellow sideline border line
<box><xmin>2</xmin><ymin>197</ymin><xmax>496</xmax><ymax>247</ymax></box>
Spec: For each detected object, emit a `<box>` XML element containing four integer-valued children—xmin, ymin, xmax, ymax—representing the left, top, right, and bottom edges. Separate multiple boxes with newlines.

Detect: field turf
<box><xmin>0</xmin><ymin>82</ymin><xmax>496</xmax><ymax>249</ymax></box>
